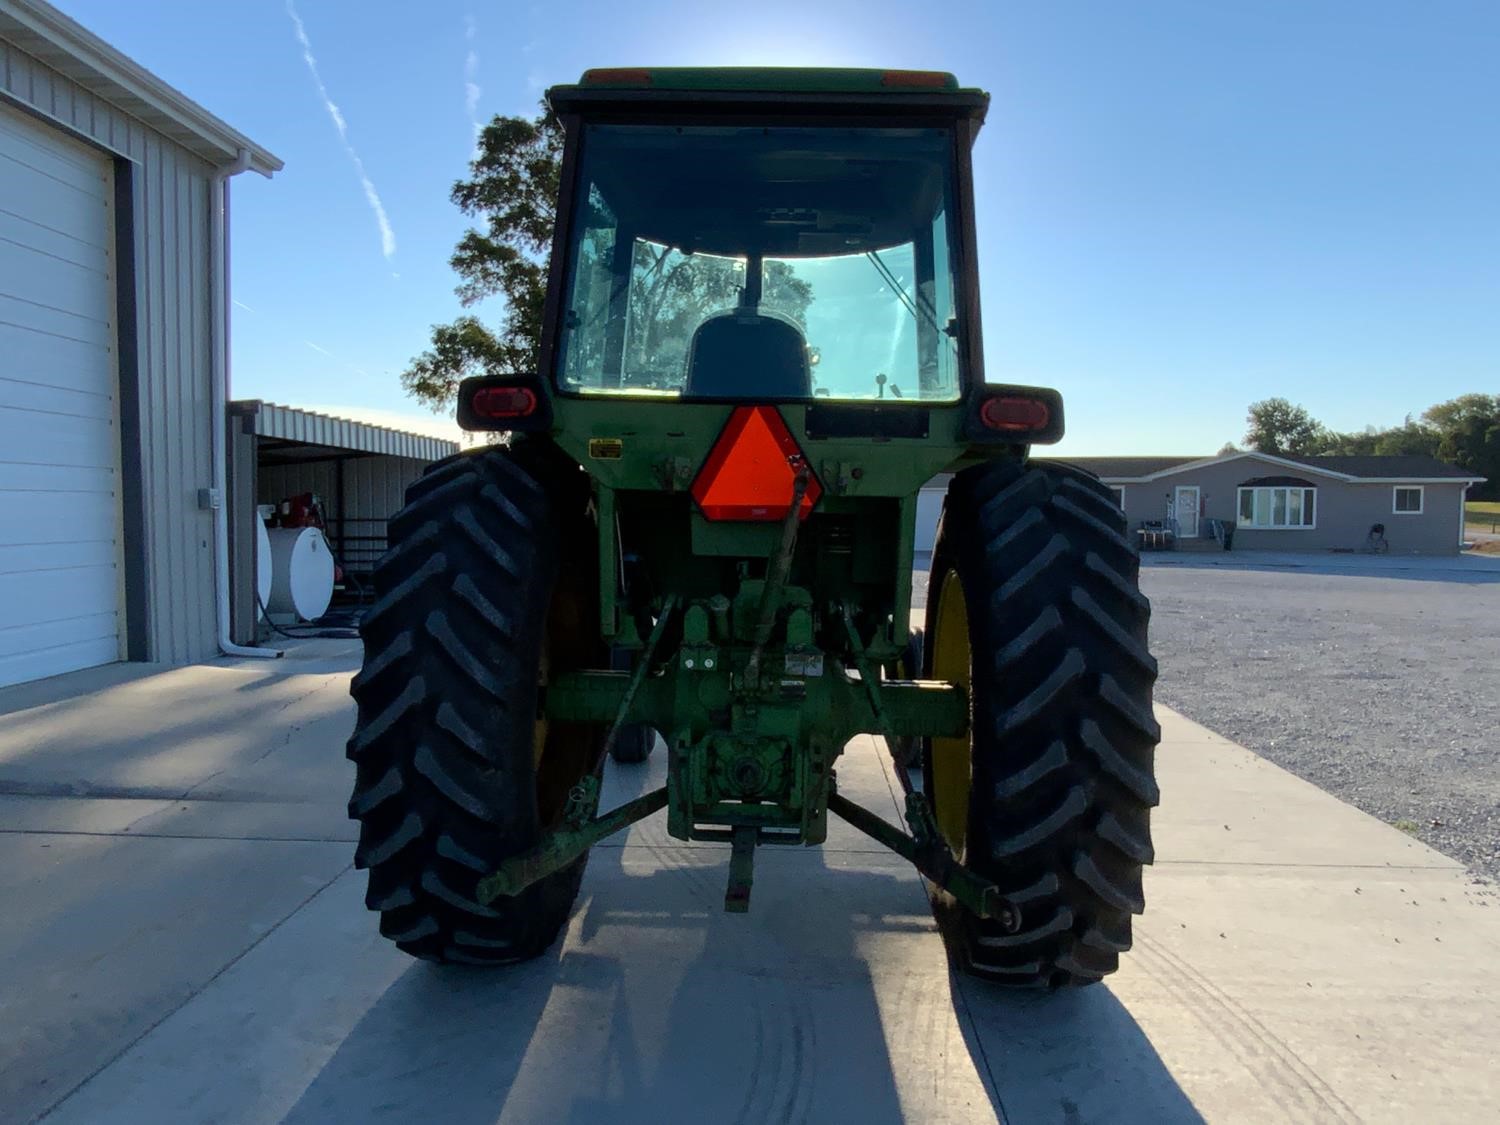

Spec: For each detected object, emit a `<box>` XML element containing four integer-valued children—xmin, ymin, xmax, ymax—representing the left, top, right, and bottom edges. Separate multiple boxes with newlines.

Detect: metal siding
<box><xmin>226</xmin><ymin>418</ymin><xmax>256</xmax><ymax>644</ymax></box>
<box><xmin>256</xmin><ymin>454</ymin><xmax>429</xmax><ymax>582</ymax></box>
<box><xmin>347</xmin><ymin>456</ymin><xmax>427</xmax><ymax>521</ymax></box>
<box><xmin>256</xmin><ymin>456</ymin><xmax>426</xmax><ymax>522</ymax></box>
<box><xmin>257</xmin><ymin>460</ymin><xmax>336</xmax><ymax>508</ymax></box>
<box><xmin>2</xmin><ymin>39</ymin><xmax>220</xmax><ymax>663</ymax></box>
<box><xmin>182</xmin><ymin>154</ymin><xmax>212</xmax><ymax>652</ymax></box>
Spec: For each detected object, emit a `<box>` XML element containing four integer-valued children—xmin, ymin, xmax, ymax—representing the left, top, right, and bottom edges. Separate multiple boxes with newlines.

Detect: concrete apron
<box><xmin>0</xmin><ymin>644</ymin><xmax>1495</xmax><ymax>1124</ymax></box>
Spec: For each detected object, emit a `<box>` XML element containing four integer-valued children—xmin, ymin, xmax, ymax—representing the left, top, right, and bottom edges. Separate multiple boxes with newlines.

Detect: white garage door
<box><xmin>0</xmin><ymin>105</ymin><xmax>123</xmax><ymax>688</ymax></box>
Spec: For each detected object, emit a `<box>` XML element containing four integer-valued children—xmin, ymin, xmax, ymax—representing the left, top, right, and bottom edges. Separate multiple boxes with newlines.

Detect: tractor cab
<box><xmin>543</xmin><ymin>69</ymin><xmax>987</xmax><ymax>406</ymax></box>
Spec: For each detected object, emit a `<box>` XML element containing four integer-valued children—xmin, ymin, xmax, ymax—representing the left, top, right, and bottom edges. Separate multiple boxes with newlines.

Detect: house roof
<box><xmin>1053</xmin><ymin>451</ymin><xmax>1484</xmax><ymax>485</ymax></box>
<box><xmin>0</xmin><ymin>0</ymin><xmax>282</xmax><ymax>174</ymax></box>
<box><xmin>1039</xmin><ymin>456</ymin><xmax>1201</xmax><ymax>479</ymax></box>
<box><xmin>1277</xmin><ymin>454</ymin><xmax>1479</xmax><ymax>480</ymax></box>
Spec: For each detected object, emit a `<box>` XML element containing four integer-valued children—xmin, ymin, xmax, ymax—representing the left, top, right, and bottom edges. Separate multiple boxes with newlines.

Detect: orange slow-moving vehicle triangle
<box><xmin>691</xmin><ymin>406</ymin><xmax>822</xmax><ymax>521</ymax></box>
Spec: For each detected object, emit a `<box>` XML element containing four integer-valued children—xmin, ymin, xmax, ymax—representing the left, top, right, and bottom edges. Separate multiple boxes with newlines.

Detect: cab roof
<box><xmin>548</xmin><ymin>67</ymin><xmax>988</xmax><ymax>122</ymax></box>
<box><xmin>575</xmin><ymin>67</ymin><xmax>965</xmax><ymax>92</ymax></box>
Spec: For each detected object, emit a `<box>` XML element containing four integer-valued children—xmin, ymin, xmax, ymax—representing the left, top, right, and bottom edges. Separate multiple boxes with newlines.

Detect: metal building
<box><xmin>225</xmin><ymin>401</ymin><xmax>459</xmax><ymax>644</ymax></box>
<box><xmin>0</xmin><ymin>0</ymin><xmax>280</xmax><ymax>688</ymax></box>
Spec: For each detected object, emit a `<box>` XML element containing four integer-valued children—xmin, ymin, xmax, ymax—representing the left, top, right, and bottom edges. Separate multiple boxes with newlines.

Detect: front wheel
<box><xmin>924</xmin><ymin>460</ymin><xmax>1161</xmax><ymax>987</ymax></box>
<box><xmin>609</xmin><ymin>723</ymin><xmax>656</xmax><ymax>764</ymax></box>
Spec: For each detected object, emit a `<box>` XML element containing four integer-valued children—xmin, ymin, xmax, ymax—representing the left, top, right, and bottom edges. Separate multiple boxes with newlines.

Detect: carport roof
<box><xmin>229</xmin><ymin>401</ymin><xmax>460</xmax><ymax>463</ymax></box>
<box><xmin>1042</xmin><ymin>456</ymin><xmax>1200</xmax><ymax>479</ymax></box>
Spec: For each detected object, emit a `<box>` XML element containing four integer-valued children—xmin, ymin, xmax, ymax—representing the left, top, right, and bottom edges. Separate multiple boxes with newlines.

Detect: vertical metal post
<box><xmin>597</xmin><ymin>485</ymin><xmax>619</xmax><ymax>638</ymax></box>
<box><xmin>890</xmin><ymin>492</ymin><xmax>917</xmax><ymax>653</ymax></box>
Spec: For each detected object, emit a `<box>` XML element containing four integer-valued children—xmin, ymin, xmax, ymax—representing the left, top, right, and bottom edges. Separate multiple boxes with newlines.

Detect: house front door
<box><xmin>1175</xmin><ymin>486</ymin><xmax>1200</xmax><ymax>537</ymax></box>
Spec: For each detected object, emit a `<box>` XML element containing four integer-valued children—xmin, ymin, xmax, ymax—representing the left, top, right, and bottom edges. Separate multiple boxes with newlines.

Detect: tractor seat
<box><xmin>685</xmin><ymin>313</ymin><xmax>810</xmax><ymax>399</ymax></box>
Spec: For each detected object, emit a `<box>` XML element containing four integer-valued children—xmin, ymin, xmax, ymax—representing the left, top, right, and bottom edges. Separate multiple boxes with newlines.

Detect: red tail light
<box><xmin>980</xmin><ymin>395</ymin><xmax>1051</xmax><ymax>434</ymax></box>
<box><xmin>470</xmin><ymin>386</ymin><xmax>537</xmax><ymax>420</ymax></box>
<box><xmin>880</xmin><ymin>70</ymin><xmax>955</xmax><ymax>88</ymax></box>
<box><xmin>692</xmin><ymin>406</ymin><xmax>822</xmax><ymax>521</ymax></box>
<box><xmin>581</xmin><ymin>68</ymin><xmax>654</xmax><ymax>86</ymax></box>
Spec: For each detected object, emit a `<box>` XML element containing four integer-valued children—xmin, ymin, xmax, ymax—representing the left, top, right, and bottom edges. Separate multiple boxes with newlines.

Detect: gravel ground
<box><xmin>1140</xmin><ymin>561</ymin><xmax>1500</xmax><ymax>882</ymax></box>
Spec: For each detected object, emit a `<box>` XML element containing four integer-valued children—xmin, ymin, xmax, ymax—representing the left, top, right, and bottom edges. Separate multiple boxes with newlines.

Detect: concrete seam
<box><xmin>174</xmin><ymin>672</ymin><xmax>343</xmax><ymax>802</ymax></box>
<box><xmin>0</xmin><ymin>828</ymin><xmax>354</xmax><ymax>845</ymax></box>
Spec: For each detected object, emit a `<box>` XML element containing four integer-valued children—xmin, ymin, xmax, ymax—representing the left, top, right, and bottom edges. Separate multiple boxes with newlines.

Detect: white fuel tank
<box><xmin>266</xmin><ymin>526</ymin><xmax>335</xmax><ymax>622</ymax></box>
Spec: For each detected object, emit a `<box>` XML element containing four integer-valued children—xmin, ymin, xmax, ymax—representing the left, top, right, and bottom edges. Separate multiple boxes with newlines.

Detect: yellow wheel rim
<box><xmin>532</xmin><ymin>714</ymin><xmax>550</xmax><ymax>770</ymax></box>
<box><xmin>930</xmin><ymin>568</ymin><xmax>972</xmax><ymax>856</ymax></box>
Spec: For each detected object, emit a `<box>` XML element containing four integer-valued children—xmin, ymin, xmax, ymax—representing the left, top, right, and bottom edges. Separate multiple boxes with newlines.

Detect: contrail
<box><xmin>464</xmin><ymin>15</ymin><xmax>482</xmax><ymax>144</ymax></box>
<box><xmin>285</xmin><ymin>0</ymin><xmax>396</xmax><ymax>261</ymax></box>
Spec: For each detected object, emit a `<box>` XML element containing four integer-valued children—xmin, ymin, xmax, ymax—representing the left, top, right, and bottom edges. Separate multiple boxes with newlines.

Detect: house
<box><xmin>1069</xmin><ymin>452</ymin><xmax>1481</xmax><ymax>555</ymax></box>
<box><xmin>915</xmin><ymin>452</ymin><xmax>1484</xmax><ymax>560</ymax></box>
<box><xmin>0</xmin><ymin>0</ymin><xmax>280</xmax><ymax>688</ymax></box>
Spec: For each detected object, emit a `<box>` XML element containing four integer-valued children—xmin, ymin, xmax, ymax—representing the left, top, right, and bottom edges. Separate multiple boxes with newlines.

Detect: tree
<box><xmin>1316</xmin><ymin>418</ymin><xmax>1439</xmax><ymax>458</ymax></box>
<box><xmin>1314</xmin><ymin>427</ymin><xmax>1377</xmax><ymax>456</ymax></box>
<box><xmin>1423</xmin><ymin>394</ymin><xmax>1500</xmax><ymax>499</ymax></box>
<box><xmin>403</xmin><ymin>106</ymin><xmax>563</xmax><ymax>409</ymax></box>
<box><xmin>403</xmin><ymin>104</ymin><xmax>811</xmax><ymax>408</ymax></box>
<box><xmin>1234</xmin><ymin>394</ymin><xmax>1496</xmax><ymax>499</ymax></box>
<box><xmin>1244</xmin><ymin>398</ymin><xmax>1327</xmax><ymax>455</ymax></box>
<box><xmin>1370</xmin><ymin>418</ymin><xmax>1440</xmax><ymax>457</ymax></box>
<box><xmin>616</xmin><ymin>244</ymin><xmax>809</xmax><ymax>387</ymax></box>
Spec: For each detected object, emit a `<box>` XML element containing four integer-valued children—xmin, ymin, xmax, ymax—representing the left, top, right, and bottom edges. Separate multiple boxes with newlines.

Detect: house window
<box><xmin>1392</xmin><ymin>486</ymin><xmax>1423</xmax><ymax>515</ymax></box>
<box><xmin>1236</xmin><ymin>486</ymin><xmax>1316</xmax><ymax>529</ymax></box>
<box><xmin>1109</xmin><ymin>485</ymin><xmax>1125</xmax><ymax>511</ymax></box>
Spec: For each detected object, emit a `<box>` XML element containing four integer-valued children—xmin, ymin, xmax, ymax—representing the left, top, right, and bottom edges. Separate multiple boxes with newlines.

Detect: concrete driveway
<box><xmin>2</xmin><ymin>641</ymin><xmax>1497</xmax><ymax>1124</ymax></box>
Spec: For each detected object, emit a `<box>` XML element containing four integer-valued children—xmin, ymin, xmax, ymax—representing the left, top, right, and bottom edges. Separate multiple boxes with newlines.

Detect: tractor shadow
<box><xmin>285</xmin><ymin>753</ymin><xmax>1199</xmax><ymax>1124</ymax></box>
<box><xmin>950</xmin><ymin>971</ymin><xmax>1205</xmax><ymax>1124</ymax></box>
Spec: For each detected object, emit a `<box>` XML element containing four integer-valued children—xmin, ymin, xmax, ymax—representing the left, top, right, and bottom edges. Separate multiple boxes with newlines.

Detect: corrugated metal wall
<box><xmin>2</xmin><ymin>40</ymin><xmax>219</xmax><ymax>663</ymax></box>
<box><xmin>258</xmin><ymin>456</ymin><xmax>427</xmax><ymax>521</ymax></box>
<box><xmin>339</xmin><ymin>456</ymin><xmax>429</xmax><ymax>524</ymax></box>
<box><xmin>259</xmin><ymin>454</ymin><xmax>429</xmax><ymax>574</ymax></box>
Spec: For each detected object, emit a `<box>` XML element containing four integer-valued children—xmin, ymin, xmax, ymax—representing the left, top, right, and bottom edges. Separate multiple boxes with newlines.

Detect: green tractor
<box><xmin>347</xmin><ymin>68</ymin><xmax>1160</xmax><ymax>987</ymax></box>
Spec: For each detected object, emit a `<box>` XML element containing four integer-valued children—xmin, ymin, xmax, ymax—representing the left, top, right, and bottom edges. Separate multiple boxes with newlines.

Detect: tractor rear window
<box><xmin>555</xmin><ymin>124</ymin><xmax>963</xmax><ymax>403</ymax></box>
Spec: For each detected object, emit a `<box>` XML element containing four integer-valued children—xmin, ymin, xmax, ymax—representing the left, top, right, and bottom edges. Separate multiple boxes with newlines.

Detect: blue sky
<box><xmin>53</xmin><ymin>0</ymin><xmax>1500</xmax><ymax>454</ymax></box>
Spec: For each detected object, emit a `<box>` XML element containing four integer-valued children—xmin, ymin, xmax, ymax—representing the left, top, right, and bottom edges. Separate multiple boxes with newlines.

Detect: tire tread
<box><xmin>925</xmin><ymin>459</ymin><xmax>1160</xmax><ymax>987</ymax></box>
<box><xmin>346</xmin><ymin>443</ymin><xmax>596</xmax><ymax>965</ymax></box>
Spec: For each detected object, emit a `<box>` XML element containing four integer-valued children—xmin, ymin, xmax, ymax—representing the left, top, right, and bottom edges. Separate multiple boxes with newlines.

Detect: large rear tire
<box><xmin>347</xmin><ymin>442</ymin><xmax>603</xmax><ymax>964</ymax></box>
<box><xmin>924</xmin><ymin>460</ymin><xmax>1161</xmax><ymax>987</ymax></box>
